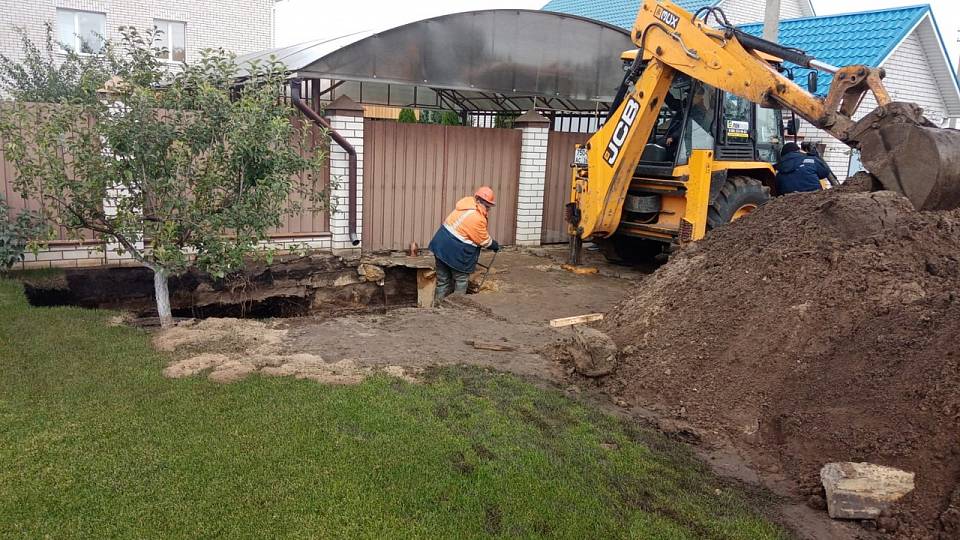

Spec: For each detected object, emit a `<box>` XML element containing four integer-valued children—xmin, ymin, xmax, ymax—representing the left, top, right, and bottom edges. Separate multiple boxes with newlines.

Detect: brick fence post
<box><xmin>324</xmin><ymin>95</ymin><xmax>365</xmax><ymax>254</ymax></box>
<box><xmin>513</xmin><ymin>110</ymin><xmax>550</xmax><ymax>246</ymax></box>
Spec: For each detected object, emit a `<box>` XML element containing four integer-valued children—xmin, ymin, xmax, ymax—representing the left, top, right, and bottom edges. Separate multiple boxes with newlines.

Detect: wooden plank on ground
<box><xmin>464</xmin><ymin>340</ymin><xmax>516</xmax><ymax>352</ymax></box>
<box><xmin>549</xmin><ymin>313</ymin><xmax>604</xmax><ymax>328</ymax></box>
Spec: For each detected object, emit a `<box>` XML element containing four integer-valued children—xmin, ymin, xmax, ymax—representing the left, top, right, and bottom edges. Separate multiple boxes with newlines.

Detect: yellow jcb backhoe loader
<box><xmin>567</xmin><ymin>0</ymin><xmax>960</xmax><ymax>264</ymax></box>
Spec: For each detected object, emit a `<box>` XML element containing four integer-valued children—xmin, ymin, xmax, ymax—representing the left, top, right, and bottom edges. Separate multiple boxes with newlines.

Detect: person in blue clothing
<box><xmin>775</xmin><ymin>142</ymin><xmax>832</xmax><ymax>194</ymax></box>
<box><xmin>801</xmin><ymin>141</ymin><xmax>839</xmax><ymax>186</ymax></box>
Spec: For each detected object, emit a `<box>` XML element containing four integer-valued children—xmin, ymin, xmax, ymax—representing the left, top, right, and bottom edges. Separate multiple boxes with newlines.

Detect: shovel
<box><xmin>474</xmin><ymin>251</ymin><xmax>498</xmax><ymax>293</ymax></box>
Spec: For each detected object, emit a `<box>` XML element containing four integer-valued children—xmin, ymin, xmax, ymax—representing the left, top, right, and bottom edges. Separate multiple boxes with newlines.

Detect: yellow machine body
<box><xmin>567</xmin><ymin>0</ymin><xmax>960</xmax><ymax>253</ymax></box>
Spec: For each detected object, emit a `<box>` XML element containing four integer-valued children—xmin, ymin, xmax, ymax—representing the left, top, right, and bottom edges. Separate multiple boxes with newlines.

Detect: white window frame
<box><xmin>56</xmin><ymin>8</ymin><xmax>106</xmax><ymax>55</ymax></box>
<box><xmin>153</xmin><ymin>19</ymin><xmax>186</xmax><ymax>63</ymax></box>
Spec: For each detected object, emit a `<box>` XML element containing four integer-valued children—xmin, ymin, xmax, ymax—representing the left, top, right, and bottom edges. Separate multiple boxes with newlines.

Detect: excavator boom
<box><xmin>570</xmin><ymin>0</ymin><xmax>960</xmax><ymax>242</ymax></box>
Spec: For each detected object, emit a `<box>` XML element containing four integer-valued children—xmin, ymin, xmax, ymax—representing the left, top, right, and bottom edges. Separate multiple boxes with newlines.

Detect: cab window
<box><xmin>755</xmin><ymin>106</ymin><xmax>783</xmax><ymax>163</ymax></box>
<box><xmin>721</xmin><ymin>93</ymin><xmax>753</xmax><ymax>143</ymax></box>
<box><xmin>676</xmin><ymin>83</ymin><xmax>717</xmax><ymax>165</ymax></box>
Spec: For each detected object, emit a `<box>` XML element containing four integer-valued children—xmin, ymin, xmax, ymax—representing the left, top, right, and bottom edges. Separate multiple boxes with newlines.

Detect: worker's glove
<box><xmin>489</xmin><ymin>240</ymin><xmax>501</xmax><ymax>252</ymax></box>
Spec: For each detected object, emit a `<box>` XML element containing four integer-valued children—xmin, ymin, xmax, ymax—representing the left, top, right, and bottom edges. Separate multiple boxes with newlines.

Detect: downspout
<box><xmin>290</xmin><ymin>80</ymin><xmax>360</xmax><ymax>246</ymax></box>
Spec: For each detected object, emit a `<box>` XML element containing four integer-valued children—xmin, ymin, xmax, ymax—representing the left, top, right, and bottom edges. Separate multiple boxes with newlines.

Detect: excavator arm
<box><xmin>569</xmin><ymin>0</ymin><xmax>960</xmax><ymax>243</ymax></box>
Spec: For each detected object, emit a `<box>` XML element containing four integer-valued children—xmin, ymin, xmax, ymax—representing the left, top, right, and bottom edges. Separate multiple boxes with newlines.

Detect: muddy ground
<box><xmin>153</xmin><ymin>248</ymin><xmax>859</xmax><ymax>540</ymax></box>
<box><xmin>156</xmin><ymin>251</ymin><xmax>636</xmax><ymax>384</ymax></box>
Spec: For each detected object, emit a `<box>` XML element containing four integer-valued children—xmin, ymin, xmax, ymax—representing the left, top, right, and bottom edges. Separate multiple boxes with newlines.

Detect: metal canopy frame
<box><xmin>240</xmin><ymin>9</ymin><xmax>632</xmax><ymax>114</ymax></box>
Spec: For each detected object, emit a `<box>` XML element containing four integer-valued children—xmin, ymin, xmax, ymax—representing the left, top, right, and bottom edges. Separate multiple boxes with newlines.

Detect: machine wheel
<box><xmin>707</xmin><ymin>176</ymin><xmax>771</xmax><ymax>229</ymax></box>
<box><xmin>599</xmin><ymin>234</ymin><xmax>664</xmax><ymax>264</ymax></box>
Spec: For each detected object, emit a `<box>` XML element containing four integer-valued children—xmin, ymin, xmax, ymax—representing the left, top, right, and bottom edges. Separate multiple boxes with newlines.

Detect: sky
<box><xmin>274</xmin><ymin>0</ymin><xmax>959</xmax><ymax>68</ymax></box>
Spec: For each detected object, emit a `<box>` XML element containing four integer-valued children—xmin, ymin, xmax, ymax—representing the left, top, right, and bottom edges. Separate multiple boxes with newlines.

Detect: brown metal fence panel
<box><xmin>363</xmin><ymin>119</ymin><xmax>521</xmax><ymax>252</ymax></box>
<box><xmin>542</xmin><ymin>132</ymin><xmax>589</xmax><ymax>244</ymax></box>
<box><xmin>441</xmin><ymin>125</ymin><xmax>520</xmax><ymax>248</ymax></box>
<box><xmin>0</xmin><ymin>104</ymin><xmax>98</xmax><ymax>243</ymax></box>
<box><xmin>362</xmin><ymin>120</ymin><xmax>446</xmax><ymax>252</ymax></box>
<box><xmin>270</xmin><ymin>113</ymin><xmax>330</xmax><ymax>237</ymax></box>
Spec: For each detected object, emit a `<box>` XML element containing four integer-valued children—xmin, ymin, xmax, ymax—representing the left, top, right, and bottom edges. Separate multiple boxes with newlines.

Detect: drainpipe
<box><xmin>290</xmin><ymin>80</ymin><xmax>360</xmax><ymax>246</ymax></box>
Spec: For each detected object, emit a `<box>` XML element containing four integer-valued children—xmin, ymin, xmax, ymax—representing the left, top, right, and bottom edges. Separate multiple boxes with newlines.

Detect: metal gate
<box><xmin>542</xmin><ymin>132</ymin><xmax>589</xmax><ymax>244</ymax></box>
<box><xmin>363</xmin><ymin>120</ymin><xmax>521</xmax><ymax>252</ymax></box>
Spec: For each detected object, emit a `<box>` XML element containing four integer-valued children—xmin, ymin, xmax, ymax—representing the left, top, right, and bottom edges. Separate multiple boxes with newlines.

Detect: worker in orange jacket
<box><xmin>428</xmin><ymin>186</ymin><xmax>500</xmax><ymax>306</ymax></box>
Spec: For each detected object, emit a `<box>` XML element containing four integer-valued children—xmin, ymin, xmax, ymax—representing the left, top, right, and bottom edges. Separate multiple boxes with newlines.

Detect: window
<box><xmin>154</xmin><ymin>20</ymin><xmax>186</xmax><ymax>62</ymax></box>
<box><xmin>57</xmin><ymin>9</ymin><xmax>106</xmax><ymax>54</ymax></box>
<box><xmin>755</xmin><ymin>106</ymin><xmax>783</xmax><ymax>163</ymax></box>
<box><xmin>721</xmin><ymin>93</ymin><xmax>753</xmax><ymax>142</ymax></box>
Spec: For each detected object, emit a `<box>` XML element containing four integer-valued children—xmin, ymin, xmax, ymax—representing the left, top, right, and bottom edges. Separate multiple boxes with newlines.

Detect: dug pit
<box><xmin>21</xmin><ymin>254</ymin><xmax>418</xmax><ymax>320</ymax></box>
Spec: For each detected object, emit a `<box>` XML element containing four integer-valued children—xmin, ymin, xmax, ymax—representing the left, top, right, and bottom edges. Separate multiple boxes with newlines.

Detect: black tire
<box><xmin>599</xmin><ymin>234</ymin><xmax>664</xmax><ymax>264</ymax></box>
<box><xmin>707</xmin><ymin>176</ymin><xmax>771</xmax><ymax>230</ymax></box>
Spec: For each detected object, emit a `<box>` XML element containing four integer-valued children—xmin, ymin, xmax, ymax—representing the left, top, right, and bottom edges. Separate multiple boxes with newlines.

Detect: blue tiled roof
<box><xmin>541</xmin><ymin>0</ymin><xmax>719</xmax><ymax>29</ymax></box>
<box><xmin>740</xmin><ymin>5</ymin><xmax>929</xmax><ymax>96</ymax></box>
<box><xmin>673</xmin><ymin>0</ymin><xmax>718</xmax><ymax>12</ymax></box>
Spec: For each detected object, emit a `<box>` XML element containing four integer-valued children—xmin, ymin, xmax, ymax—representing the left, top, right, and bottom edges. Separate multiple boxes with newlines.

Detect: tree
<box><xmin>397</xmin><ymin>108</ymin><xmax>417</xmax><ymax>123</ymax></box>
<box><xmin>0</xmin><ymin>23</ymin><xmax>111</xmax><ymax>103</ymax></box>
<box><xmin>0</xmin><ymin>27</ymin><xmax>329</xmax><ymax>327</ymax></box>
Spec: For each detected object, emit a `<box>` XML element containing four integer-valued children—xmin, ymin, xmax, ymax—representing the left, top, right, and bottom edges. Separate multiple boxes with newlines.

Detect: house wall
<box><xmin>0</xmin><ymin>0</ymin><xmax>274</xmax><ymax>66</ymax></box>
<box><xmin>795</xmin><ymin>30</ymin><xmax>950</xmax><ymax>178</ymax></box>
<box><xmin>717</xmin><ymin>0</ymin><xmax>813</xmax><ymax>26</ymax></box>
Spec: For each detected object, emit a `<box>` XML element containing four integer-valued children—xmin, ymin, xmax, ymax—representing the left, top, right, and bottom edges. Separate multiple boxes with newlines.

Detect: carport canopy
<box><xmin>237</xmin><ymin>10</ymin><xmax>634</xmax><ymax>113</ymax></box>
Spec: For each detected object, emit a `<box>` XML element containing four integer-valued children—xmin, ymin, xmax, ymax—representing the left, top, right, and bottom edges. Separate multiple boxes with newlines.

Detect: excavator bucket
<box><xmin>850</xmin><ymin>103</ymin><xmax>960</xmax><ymax>211</ymax></box>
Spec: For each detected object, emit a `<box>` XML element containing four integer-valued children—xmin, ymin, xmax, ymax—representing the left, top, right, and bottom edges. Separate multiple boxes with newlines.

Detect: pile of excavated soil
<box><xmin>596</xmin><ymin>176</ymin><xmax>960</xmax><ymax>537</ymax></box>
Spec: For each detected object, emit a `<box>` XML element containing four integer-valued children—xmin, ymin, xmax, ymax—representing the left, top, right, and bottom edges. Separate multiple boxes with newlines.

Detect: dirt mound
<box><xmin>597</xmin><ymin>178</ymin><xmax>960</xmax><ymax>537</ymax></box>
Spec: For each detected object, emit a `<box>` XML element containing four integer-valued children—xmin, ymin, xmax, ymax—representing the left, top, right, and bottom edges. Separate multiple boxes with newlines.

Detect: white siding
<box><xmin>0</xmin><ymin>0</ymin><xmax>274</xmax><ymax>67</ymax></box>
<box><xmin>717</xmin><ymin>0</ymin><xmax>814</xmax><ymax>26</ymax></box>
<box><xmin>794</xmin><ymin>30</ymin><xmax>949</xmax><ymax>179</ymax></box>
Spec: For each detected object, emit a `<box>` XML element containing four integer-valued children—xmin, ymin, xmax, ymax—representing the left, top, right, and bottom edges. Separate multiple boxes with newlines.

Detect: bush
<box><xmin>418</xmin><ymin>110</ymin><xmax>462</xmax><ymax>126</ymax></box>
<box><xmin>397</xmin><ymin>108</ymin><xmax>418</xmax><ymax>123</ymax></box>
<box><xmin>0</xmin><ymin>196</ymin><xmax>48</xmax><ymax>270</ymax></box>
<box><xmin>439</xmin><ymin>111</ymin><xmax>462</xmax><ymax>126</ymax></box>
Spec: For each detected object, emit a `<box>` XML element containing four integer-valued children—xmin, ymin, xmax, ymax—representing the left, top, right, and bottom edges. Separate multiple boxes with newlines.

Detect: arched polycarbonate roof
<box><xmin>237</xmin><ymin>10</ymin><xmax>634</xmax><ymax>105</ymax></box>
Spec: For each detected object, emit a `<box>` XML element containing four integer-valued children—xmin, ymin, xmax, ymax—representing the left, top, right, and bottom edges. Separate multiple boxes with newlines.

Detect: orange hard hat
<box><xmin>474</xmin><ymin>186</ymin><xmax>496</xmax><ymax>206</ymax></box>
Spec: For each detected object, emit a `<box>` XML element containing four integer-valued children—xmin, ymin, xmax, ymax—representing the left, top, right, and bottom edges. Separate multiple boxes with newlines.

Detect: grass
<box><xmin>0</xmin><ymin>279</ymin><xmax>789</xmax><ymax>539</ymax></box>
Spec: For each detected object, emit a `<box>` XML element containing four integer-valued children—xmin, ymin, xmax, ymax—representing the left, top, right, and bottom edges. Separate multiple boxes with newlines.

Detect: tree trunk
<box><xmin>153</xmin><ymin>268</ymin><xmax>173</xmax><ymax>328</ymax></box>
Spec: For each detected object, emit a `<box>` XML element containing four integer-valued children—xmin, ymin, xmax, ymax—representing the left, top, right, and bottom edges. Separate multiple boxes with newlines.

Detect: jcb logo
<box><xmin>654</xmin><ymin>6</ymin><xmax>680</xmax><ymax>29</ymax></box>
<box><xmin>604</xmin><ymin>98</ymin><xmax>640</xmax><ymax>166</ymax></box>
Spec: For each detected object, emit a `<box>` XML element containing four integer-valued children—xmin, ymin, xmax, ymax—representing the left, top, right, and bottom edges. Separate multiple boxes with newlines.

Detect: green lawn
<box><xmin>0</xmin><ymin>279</ymin><xmax>788</xmax><ymax>539</ymax></box>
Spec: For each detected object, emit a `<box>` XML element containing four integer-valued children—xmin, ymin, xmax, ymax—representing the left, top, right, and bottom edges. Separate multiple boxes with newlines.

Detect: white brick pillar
<box><xmin>324</xmin><ymin>95</ymin><xmax>365</xmax><ymax>253</ymax></box>
<box><xmin>100</xmin><ymin>97</ymin><xmax>142</xmax><ymax>263</ymax></box>
<box><xmin>513</xmin><ymin>110</ymin><xmax>550</xmax><ymax>246</ymax></box>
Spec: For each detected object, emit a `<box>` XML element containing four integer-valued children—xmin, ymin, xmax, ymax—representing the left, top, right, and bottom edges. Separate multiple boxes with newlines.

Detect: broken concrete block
<box><xmin>820</xmin><ymin>462</ymin><xmax>915</xmax><ymax>519</ymax></box>
<box><xmin>557</xmin><ymin>326</ymin><xmax>618</xmax><ymax>377</ymax></box>
<box><xmin>356</xmin><ymin>263</ymin><xmax>386</xmax><ymax>284</ymax></box>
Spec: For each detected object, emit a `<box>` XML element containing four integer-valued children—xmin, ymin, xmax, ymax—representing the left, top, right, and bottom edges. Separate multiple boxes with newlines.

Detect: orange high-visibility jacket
<box><xmin>443</xmin><ymin>196</ymin><xmax>493</xmax><ymax>248</ymax></box>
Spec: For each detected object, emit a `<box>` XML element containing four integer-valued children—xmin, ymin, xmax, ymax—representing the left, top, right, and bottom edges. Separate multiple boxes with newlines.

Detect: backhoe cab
<box><xmin>592</xmin><ymin>71</ymin><xmax>783</xmax><ymax>263</ymax></box>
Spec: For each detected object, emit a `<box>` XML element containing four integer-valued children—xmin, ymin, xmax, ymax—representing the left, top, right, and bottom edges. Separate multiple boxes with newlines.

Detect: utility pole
<box><xmin>763</xmin><ymin>0</ymin><xmax>781</xmax><ymax>42</ymax></box>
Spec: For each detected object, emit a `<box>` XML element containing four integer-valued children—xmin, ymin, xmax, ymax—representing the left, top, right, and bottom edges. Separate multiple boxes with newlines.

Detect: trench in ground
<box><xmin>18</xmin><ymin>256</ymin><xmax>421</xmax><ymax>320</ymax></box>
